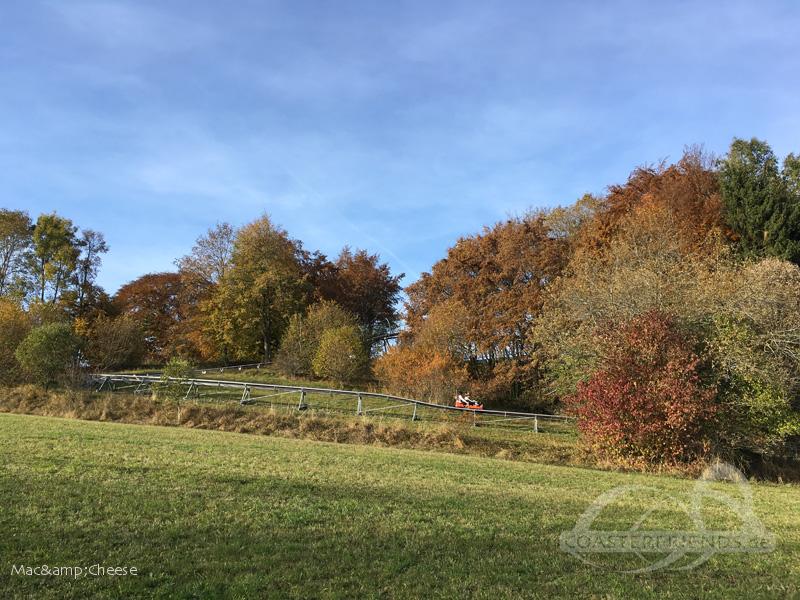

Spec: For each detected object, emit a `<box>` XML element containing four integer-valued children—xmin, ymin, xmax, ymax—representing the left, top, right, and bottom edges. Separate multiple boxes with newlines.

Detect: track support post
<box><xmin>184</xmin><ymin>381</ymin><xmax>198</xmax><ymax>400</ymax></box>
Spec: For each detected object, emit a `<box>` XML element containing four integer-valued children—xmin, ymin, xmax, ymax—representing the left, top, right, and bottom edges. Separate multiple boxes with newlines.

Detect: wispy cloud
<box><xmin>3</xmin><ymin>0</ymin><xmax>799</xmax><ymax>292</ymax></box>
<box><xmin>48</xmin><ymin>1</ymin><xmax>215</xmax><ymax>52</ymax></box>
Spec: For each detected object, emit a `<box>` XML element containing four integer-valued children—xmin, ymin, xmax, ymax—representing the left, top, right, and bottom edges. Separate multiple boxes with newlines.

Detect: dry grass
<box><xmin>0</xmin><ymin>385</ymin><xmax>589</xmax><ymax>468</ymax></box>
<box><xmin>5</xmin><ymin>385</ymin><xmax>795</xmax><ymax>481</ymax></box>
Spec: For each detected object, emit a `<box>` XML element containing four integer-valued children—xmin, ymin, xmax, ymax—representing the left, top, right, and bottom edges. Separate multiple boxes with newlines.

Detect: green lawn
<box><xmin>1</xmin><ymin>414</ymin><xmax>798</xmax><ymax>599</ymax></box>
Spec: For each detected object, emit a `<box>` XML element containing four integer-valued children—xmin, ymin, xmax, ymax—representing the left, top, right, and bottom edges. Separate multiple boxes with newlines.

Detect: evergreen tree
<box><xmin>719</xmin><ymin>138</ymin><xmax>800</xmax><ymax>264</ymax></box>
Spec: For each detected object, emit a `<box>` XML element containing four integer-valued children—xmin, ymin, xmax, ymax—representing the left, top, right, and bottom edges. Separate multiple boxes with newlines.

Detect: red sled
<box><xmin>455</xmin><ymin>399</ymin><xmax>484</xmax><ymax>410</ymax></box>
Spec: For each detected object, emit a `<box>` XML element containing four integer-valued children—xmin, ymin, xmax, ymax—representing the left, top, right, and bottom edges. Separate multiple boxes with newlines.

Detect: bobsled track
<box><xmin>89</xmin><ymin>370</ymin><xmax>575</xmax><ymax>433</ymax></box>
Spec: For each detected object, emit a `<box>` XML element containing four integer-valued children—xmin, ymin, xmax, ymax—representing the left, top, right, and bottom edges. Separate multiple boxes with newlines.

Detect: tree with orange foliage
<box><xmin>573</xmin><ymin>147</ymin><xmax>725</xmax><ymax>260</ymax></box>
<box><xmin>375</xmin><ymin>300</ymin><xmax>470</xmax><ymax>403</ymax></box>
<box><xmin>405</xmin><ymin>213</ymin><xmax>567</xmax><ymax>408</ymax></box>
<box><xmin>114</xmin><ymin>272</ymin><xmax>186</xmax><ymax>363</ymax></box>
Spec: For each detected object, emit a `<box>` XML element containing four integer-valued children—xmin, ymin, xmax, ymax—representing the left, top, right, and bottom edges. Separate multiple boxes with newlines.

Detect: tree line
<box><xmin>376</xmin><ymin>138</ymin><xmax>800</xmax><ymax>470</ymax></box>
<box><xmin>1</xmin><ymin>212</ymin><xmax>402</xmax><ymax>387</ymax></box>
<box><xmin>3</xmin><ymin>136</ymin><xmax>799</xmax><ymax>470</ymax></box>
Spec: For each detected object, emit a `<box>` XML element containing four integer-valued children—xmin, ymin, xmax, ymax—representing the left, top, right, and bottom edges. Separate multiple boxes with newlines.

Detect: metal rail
<box><xmin>195</xmin><ymin>363</ymin><xmax>264</xmax><ymax>374</ymax></box>
<box><xmin>90</xmin><ymin>373</ymin><xmax>574</xmax><ymax>431</ymax></box>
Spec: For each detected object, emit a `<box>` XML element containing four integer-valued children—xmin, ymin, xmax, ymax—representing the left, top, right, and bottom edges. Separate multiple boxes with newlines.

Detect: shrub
<box><xmin>276</xmin><ymin>301</ymin><xmax>359</xmax><ymax>377</ymax></box>
<box><xmin>312</xmin><ymin>325</ymin><xmax>367</xmax><ymax>385</ymax></box>
<box><xmin>0</xmin><ymin>299</ymin><xmax>30</xmax><ymax>385</ymax></box>
<box><xmin>275</xmin><ymin>314</ymin><xmax>313</xmax><ymax>377</ymax></box>
<box><xmin>375</xmin><ymin>346</ymin><xmax>469</xmax><ymax>403</ymax></box>
<box><xmin>719</xmin><ymin>377</ymin><xmax>800</xmax><ymax>458</ymax></box>
<box><xmin>566</xmin><ymin>311</ymin><xmax>717</xmax><ymax>464</ymax></box>
<box><xmin>708</xmin><ymin>310</ymin><xmax>800</xmax><ymax>461</ymax></box>
<box><xmin>83</xmin><ymin>313</ymin><xmax>145</xmax><ymax>371</ymax></box>
<box><xmin>153</xmin><ymin>357</ymin><xmax>195</xmax><ymax>403</ymax></box>
<box><xmin>374</xmin><ymin>300</ymin><xmax>471</xmax><ymax>403</ymax></box>
<box><xmin>15</xmin><ymin>322</ymin><xmax>80</xmax><ymax>389</ymax></box>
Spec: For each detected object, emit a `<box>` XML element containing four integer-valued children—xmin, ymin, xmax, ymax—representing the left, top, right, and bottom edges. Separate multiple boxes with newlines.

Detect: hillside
<box><xmin>1</xmin><ymin>413</ymin><xmax>798</xmax><ymax>599</ymax></box>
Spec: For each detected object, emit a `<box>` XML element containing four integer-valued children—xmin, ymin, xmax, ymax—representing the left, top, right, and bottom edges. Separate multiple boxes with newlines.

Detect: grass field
<box><xmin>1</xmin><ymin>413</ymin><xmax>798</xmax><ymax>599</ymax></box>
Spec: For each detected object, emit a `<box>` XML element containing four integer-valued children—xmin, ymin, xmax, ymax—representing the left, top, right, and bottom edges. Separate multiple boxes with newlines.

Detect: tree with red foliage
<box><xmin>113</xmin><ymin>272</ymin><xmax>186</xmax><ymax>362</ymax></box>
<box><xmin>566</xmin><ymin>311</ymin><xmax>717</xmax><ymax>465</ymax></box>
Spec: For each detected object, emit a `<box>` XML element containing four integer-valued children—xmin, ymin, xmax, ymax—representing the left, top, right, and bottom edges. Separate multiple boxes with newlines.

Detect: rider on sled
<box><xmin>454</xmin><ymin>392</ymin><xmax>483</xmax><ymax>410</ymax></box>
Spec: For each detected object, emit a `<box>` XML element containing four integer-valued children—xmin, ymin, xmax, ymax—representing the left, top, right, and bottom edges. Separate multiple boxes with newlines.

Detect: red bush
<box><xmin>567</xmin><ymin>311</ymin><xmax>717</xmax><ymax>464</ymax></box>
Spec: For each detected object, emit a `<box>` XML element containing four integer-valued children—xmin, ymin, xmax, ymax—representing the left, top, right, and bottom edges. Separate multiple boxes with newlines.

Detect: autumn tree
<box><xmin>28</xmin><ymin>213</ymin><xmax>80</xmax><ymax>304</ymax></box>
<box><xmin>542</xmin><ymin>194</ymin><xmax>602</xmax><ymax>244</ymax></box>
<box><xmin>375</xmin><ymin>300</ymin><xmax>470</xmax><ymax>403</ymax></box>
<box><xmin>0</xmin><ymin>298</ymin><xmax>30</xmax><ymax>385</ymax></box>
<box><xmin>217</xmin><ymin>215</ymin><xmax>307</xmax><ymax>362</ymax></box>
<box><xmin>83</xmin><ymin>312</ymin><xmax>145</xmax><ymax>371</ymax></box>
<box><xmin>176</xmin><ymin>222</ymin><xmax>236</xmax><ymax>291</ymax></box>
<box><xmin>312</xmin><ymin>325</ymin><xmax>368</xmax><ymax>385</ymax></box>
<box><xmin>276</xmin><ymin>300</ymin><xmax>358</xmax><ymax>377</ymax></box>
<box><xmin>299</xmin><ymin>250</ymin><xmax>340</xmax><ymax>305</ymax></box>
<box><xmin>719</xmin><ymin>138</ymin><xmax>800</xmax><ymax>263</ymax></box>
<box><xmin>114</xmin><ymin>272</ymin><xmax>185</xmax><ymax>362</ymax></box>
<box><xmin>573</xmin><ymin>147</ymin><xmax>724</xmax><ymax>260</ymax></box>
<box><xmin>328</xmin><ymin>248</ymin><xmax>403</xmax><ymax>345</ymax></box>
<box><xmin>405</xmin><ymin>213</ymin><xmax>567</xmax><ymax>407</ymax></box>
<box><xmin>0</xmin><ymin>209</ymin><xmax>33</xmax><ymax>298</ymax></box>
<box><xmin>176</xmin><ymin>222</ymin><xmax>236</xmax><ymax>362</ymax></box>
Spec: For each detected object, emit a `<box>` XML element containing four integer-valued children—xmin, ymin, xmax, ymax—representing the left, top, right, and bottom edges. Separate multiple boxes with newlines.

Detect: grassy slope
<box><xmin>1</xmin><ymin>414</ymin><xmax>798</xmax><ymax>599</ymax></box>
<box><xmin>123</xmin><ymin>366</ymin><xmax>346</xmax><ymax>391</ymax></box>
<box><xmin>0</xmin><ymin>386</ymin><xmax>582</xmax><ymax>467</ymax></box>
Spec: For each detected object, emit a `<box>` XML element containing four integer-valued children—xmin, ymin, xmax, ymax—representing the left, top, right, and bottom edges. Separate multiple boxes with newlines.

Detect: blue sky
<box><xmin>2</xmin><ymin>1</ymin><xmax>799</xmax><ymax>293</ymax></box>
